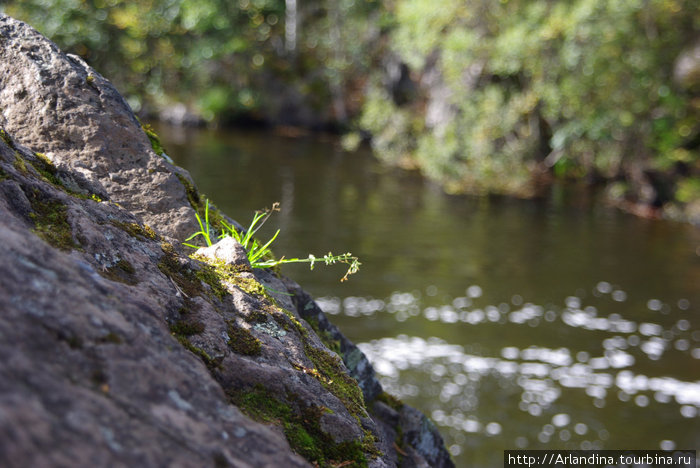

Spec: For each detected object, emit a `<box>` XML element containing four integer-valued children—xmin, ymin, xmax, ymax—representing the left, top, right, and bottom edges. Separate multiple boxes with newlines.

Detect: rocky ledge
<box><xmin>0</xmin><ymin>14</ymin><xmax>454</xmax><ymax>468</ymax></box>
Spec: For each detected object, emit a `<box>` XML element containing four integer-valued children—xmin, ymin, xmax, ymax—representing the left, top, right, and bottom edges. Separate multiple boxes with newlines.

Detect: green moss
<box><xmin>234</xmin><ymin>274</ymin><xmax>268</xmax><ymax>296</ymax></box>
<box><xmin>281</xmin><ymin>308</ymin><xmax>308</xmax><ymax>334</ymax></box>
<box><xmin>24</xmin><ymin>151</ymin><xmax>103</xmax><ymax>201</ymax></box>
<box><xmin>180</xmin><ymin>257</ymin><xmax>372</xmax><ymax>460</ymax></box>
<box><xmin>190</xmin><ymin>254</ymin><xmax>270</xmax><ymax>301</ymax></box>
<box><xmin>231</xmin><ymin>383</ymin><xmax>292</xmax><ymax>423</ymax></box>
<box><xmin>360</xmin><ymin>429</ymin><xmax>382</xmax><ymax>459</ymax></box>
<box><xmin>244</xmin><ymin>307</ymin><xmax>269</xmax><ymax>324</ymax></box>
<box><xmin>285</xmin><ymin>423</ymin><xmax>323</xmax><ymax>462</ymax></box>
<box><xmin>118</xmin><ymin>259</ymin><xmax>135</xmax><ymax>274</ymax></box>
<box><xmin>304</xmin><ymin>314</ymin><xmax>322</xmax><ymax>333</ymax></box>
<box><xmin>230</xmin><ymin>384</ymin><xmax>371</xmax><ymax>467</ymax></box>
<box><xmin>176</xmin><ymin>173</ymin><xmax>201</xmax><ymax>211</ymax></box>
<box><xmin>271</xmin><ymin>310</ymin><xmax>292</xmax><ymax>332</ymax></box>
<box><xmin>13</xmin><ymin>152</ymin><xmax>28</xmax><ymax>174</ymax></box>
<box><xmin>29</xmin><ymin>152</ymin><xmax>61</xmax><ymax>185</ymax></box>
<box><xmin>375</xmin><ymin>391</ymin><xmax>405</xmax><ymax>412</ymax></box>
<box><xmin>158</xmin><ymin>242</ymin><xmax>206</xmax><ymax>298</ymax></box>
<box><xmin>165</xmin><ymin>252</ymin><xmax>379</xmax><ymax>463</ymax></box>
<box><xmin>270</xmin><ymin>307</ymin><xmax>307</xmax><ymax>335</ymax></box>
<box><xmin>170</xmin><ymin>318</ymin><xmax>205</xmax><ymax>337</ymax></box>
<box><xmin>28</xmin><ymin>193</ymin><xmax>79</xmax><ymax>251</ymax></box>
<box><xmin>275</xmin><ymin>307</ymin><xmax>367</xmax><ymax>424</ymax></box>
<box><xmin>303</xmin><ymin>342</ymin><xmax>366</xmax><ymax>420</ymax></box>
<box><xmin>141</xmin><ymin>123</ymin><xmax>165</xmax><ymax>156</ymax></box>
<box><xmin>0</xmin><ymin>128</ymin><xmax>15</xmax><ymax>148</ymax></box>
<box><xmin>305</xmin><ymin>315</ymin><xmax>342</xmax><ymax>356</ymax></box>
<box><xmin>194</xmin><ymin>263</ymin><xmax>230</xmax><ymax>300</ymax></box>
<box><xmin>85</xmin><ymin>73</ymin><xmax>102</xmax><ymax>94</ymax></box>
<box><xmin>175</xmin><ymin>334</ymin><xmax>218</xmax><ymax>370</ymax></box>
<box><xmin>285</xmin><ymin>404</ymin><xmax>373</xmax><ymax>466</ymax></box>
<box><xmin>100</xmin><ymin>258</ymin><xmax>138</xmax><ymax>285</ymax></box>
<box><xmin>159</xmin><ymin>243</ymin><xmax>237</xmax><ymax>301</ymax></box>
<box><xmin>0</xmin><ymin>166</ymin><xmax>7</xmax><ymax>181</ymax></box>
<box><xmin>226</xmin><ymin>320</ymin><xmax>262</xmax><ymax>356</ymax></box>
<box><xmin>171</xmin><ymin>298</ymin><xmax>202</xmax><ymax>329</ymax></box>
<box><xmin>71</xmin><ymin>191</ymin><xmax>102</xmax><ymax>201</ymax></box>
<box><xmin>111</xmin><ymin>220</ymin><xmax>158</xmax><ymax>240</ymax></box>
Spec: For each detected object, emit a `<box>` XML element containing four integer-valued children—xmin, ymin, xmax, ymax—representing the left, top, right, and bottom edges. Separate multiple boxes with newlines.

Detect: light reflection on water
<box><xmin>317</xmin><ymin>286</ymin><xmax>700</xmax><ymax>464</ymax></box>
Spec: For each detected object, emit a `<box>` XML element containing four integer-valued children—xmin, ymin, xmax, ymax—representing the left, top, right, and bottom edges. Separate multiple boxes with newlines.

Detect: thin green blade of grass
<box><xmin>242</xmin><ymin>211</ymin><xmax>268</xmax><ymax>248</ymax></box>
<box><xmin>183</xmin><ymin>200</ymin><xmax>360</xmax><ymax>281</ymax></box>
<box><xmin>249</xmin><ymin>229</ymin><xmax>280</xmax><ymax>264</ymax></box>
<box><xmin>184</xmin><ymin>210</ymin><xmax>211</xmax><ymax>247</ymax></box>
<box><xmin>204</xmin><ymin>199</ymin><xmax>210</xmax><ymax>243</ymax></box>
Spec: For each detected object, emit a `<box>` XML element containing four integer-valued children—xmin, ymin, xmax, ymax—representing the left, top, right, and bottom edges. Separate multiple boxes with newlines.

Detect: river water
<box><xmin>157</xmin><ymin>124</ymin><xmax>700</xmax><ymax>467</ymax></box>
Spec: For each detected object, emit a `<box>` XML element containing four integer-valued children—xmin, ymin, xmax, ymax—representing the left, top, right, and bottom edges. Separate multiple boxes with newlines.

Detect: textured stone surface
<box><xmin>195</xmin><ymin>236</ymin><xmax>252</xmax><ymax>272</ymax></box>
<box><xmin>0</xmin><ymin>138</ymin><xmax>309</xmax><ymax>468</ymax></box>
<box><xmin>0</xmin><ymin>14</ymin><xmax>454</xmax><ymax>468</ymax></box>
<box><xmin>0</xmin><ymin>15</ymin><xmax>197</xmax><ymax>240</ymax></box>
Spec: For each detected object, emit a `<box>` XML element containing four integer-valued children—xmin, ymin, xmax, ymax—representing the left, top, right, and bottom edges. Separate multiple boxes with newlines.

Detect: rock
<box><xmin>195</xmin><ymin>236</ymin><xmax>252</xmax><ymax>272</ymax></box>
<box><xmin>0</xmin><ymin>15</ymin><xmax>198</xmax><ymax>241</ymax></box>
<box><xmin>0</xmin><ymin>14</ymin><xmax>454</xmax><ymax>468</ymax></box>
<box><xmin>0</xmin><ymin>136</ymin><xmax>310</xmax><ymax>468</ymax></box>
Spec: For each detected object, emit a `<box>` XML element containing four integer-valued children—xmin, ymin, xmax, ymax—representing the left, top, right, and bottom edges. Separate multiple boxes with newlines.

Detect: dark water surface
<box><xmin>157</xmin><ymin>124</ymin><xmax>700</xmax><ymax>467</ymax></box>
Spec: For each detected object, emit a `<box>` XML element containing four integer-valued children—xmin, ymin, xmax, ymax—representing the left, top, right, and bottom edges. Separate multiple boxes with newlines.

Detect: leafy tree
<box><xmin>4</xmin><ymin>0</ymin><xmax>699</xmax><ymax>212</ymax></box>
<box><xmin>360</xmin><ymin>0</ymin><xmax>700</xmax><ymax>207</ymax></box>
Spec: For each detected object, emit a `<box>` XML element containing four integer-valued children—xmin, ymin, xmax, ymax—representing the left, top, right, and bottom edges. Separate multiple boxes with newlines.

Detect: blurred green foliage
<box><xmin>360</xmin><ymin>0</ymin><xmax>700</xmax><ymax>203</ymax></box>
<box><xmin>2</xmin><ymin>0</ymin><xmax>700</xmax><ymax>211</ymax></box>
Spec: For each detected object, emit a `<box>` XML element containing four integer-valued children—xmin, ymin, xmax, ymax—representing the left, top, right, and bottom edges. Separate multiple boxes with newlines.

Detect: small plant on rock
<box><xmin>184</xmin><ymin>201</ymin><xmax>361</xmax><ymax>282</ymax></box>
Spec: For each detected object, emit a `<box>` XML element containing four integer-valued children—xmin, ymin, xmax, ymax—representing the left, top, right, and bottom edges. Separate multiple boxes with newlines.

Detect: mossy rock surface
<box><xmin>231</xmin><ymin>384</ymin><xmax>371</xmax><ymax>467</ymax></box>
<box><xmin>0</xmin><ymin>15</ymin><xmax>455</xmax><ymax>468</ymax></box>
<box><xmin>28</xmin><ymin>192</ymin><xmax>78</xmax><ymax>251</ymax></box>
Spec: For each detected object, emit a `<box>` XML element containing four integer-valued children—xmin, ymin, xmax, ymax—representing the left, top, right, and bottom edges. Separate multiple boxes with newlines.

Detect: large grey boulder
<box><xmin>0</xmin><ymin>134</ymin><xmax>309</xmax><ymax>468</ymax></box>
<box><xmin>0</xmin><ymin>14</ymin><xmax>197</xmax><ymax>240</ymax></box>
<box><xmin>0</xmin><ymin>14</ymin><xmax>454</xmax><ymax>468</ymax></box>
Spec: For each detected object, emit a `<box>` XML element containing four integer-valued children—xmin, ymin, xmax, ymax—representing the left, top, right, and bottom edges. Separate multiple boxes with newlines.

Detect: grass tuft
<box><xmin>185</xmin><ymin>200</ymin><xmax>361</xmax><ymax>282</ymax></box>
